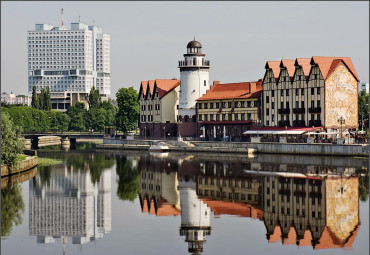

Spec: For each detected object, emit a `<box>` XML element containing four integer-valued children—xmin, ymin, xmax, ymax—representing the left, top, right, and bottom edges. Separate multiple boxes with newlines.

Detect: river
<box><xmin>1</xmin><ymin>143</ymin><xmax>369</xmax><ymax>255</ymax></box>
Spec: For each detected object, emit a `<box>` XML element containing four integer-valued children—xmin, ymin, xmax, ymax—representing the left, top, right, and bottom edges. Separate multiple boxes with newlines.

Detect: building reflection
<box><xmin>29</xmin><ymin>163</ymin><xmax>111</xmax><ymax>246</ymax></box>
<box><xmin>137</xmin><ymin>153</ymin><xmax>365</xmax><ymax>253</ymax></box>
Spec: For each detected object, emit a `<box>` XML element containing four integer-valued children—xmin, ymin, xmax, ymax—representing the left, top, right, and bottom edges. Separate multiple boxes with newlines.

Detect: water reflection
<box><xmin>136</xmin><ymin>152</ymin><xmax>367</xmax><ymax>253</ymax></box>
<box><xmin>29</xmin><ymin>158</ymin><xmax>112</xmax><ymax>246</ymax></box>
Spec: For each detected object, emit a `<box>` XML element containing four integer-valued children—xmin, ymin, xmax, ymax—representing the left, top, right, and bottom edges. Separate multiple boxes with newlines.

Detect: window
<box><xmin>240</xmin><ymin>113</ymin><xmax>245</xmax><ymax>120</ymax></box>
<box><xmin>317</xmin><ymin>100</ymin><xmax>320</xmax><ymax>107</ymax></box>
<box><xmin>204</xmin><ymin>80</ymin><xmax>206</xmax><ymax>86</ymax></box>
<box><xmin>222</xmin><ymin>102</ymin><xmax>226</xmax><ymax>108</ymax></box>
<box><xmin>247</xmin><ymin>113</ymin><xmax>251</xmax><ymax>120</ymax></box>
<box><xmin>204</xmin><ymin>103</ymin><xmax>208</xmax><ymax>109</ymax></box>
<box><xmin>216</xmin><ymin>114</ymin><xmax>220</xmax><ymax>121</ymax></box>
<box><xmin>317</xmin><ymin>87</ymin><xmax>320</xmax><ymax>95</ymax></box>
<box><xmin>222</xmin><ymin>114</ymin><xmax>226</xmax><ymax>121</ymax></box>
<box><xmin>272</xmin><ymin>102</ymin><xmax>275</xmax><ymax>109</ymax></box>
<box><xmin>266</xmin><ymin>96</ymin><xmax>269</xmax><ymax>103</ymax></box>
<box><xmin>286</xmin><ymin>102</ymin><xmax>289</xmax><ymax>109</ymax></box>
<box><xmin>228</xmin><ymin>114</ymin><xmax>232</xmax><ymax>121</ymax></box>
<box><xmin>228</xmin><ymin>102</ymin><xmax>232</xmax><ymax>108</ymax></box>
<box><xmin>199</xmin><ymin>115</ymin><xmax>202</xmax><ymax>121</ymax></box>
<box><xmin>216</xmin><ymin>102</ymin><xmax>220</xmax><ymax>108</ymax></box>
<box><xmin>210</xmin><ymin>103</ymin><xmax>214</xmax><ymax>109</ymax></box>
<box><xmin>311</xmin><ymin>101</ymin><xmax>314</xmax><ymax>108</ymax></box>
<box><xmin>295</xmin><ymin>101</ymin><xmax>299</xmax><ymax>108</ymax></box>
<box><xmin>198</xmin><ymin>103</ymin><xmax>202</xmax><ymax>109</ymax></box>
<box><xmin>204</xmin><ymin>114</ymin><xmax>208</xmax><ymax>121</ymax></box>
<box><xmin>266</xmin><ymin>109</ymin><xmax>269</xmax><ymax>116</ymax></box>
<box><xmin>210</xmin><ymin>114</ymin><xmax>214</xmax><ymax>121</ymax></box>
<box><xmin>272</xmin><ymin>114</ymin><xmax>275</xmax><ymax>122</ymax></box>
<box><xmin>286</xmin><ymin>89</ymin><xmax>289</xmax><ymax>96</ymax></box>
<box><xmin>301</xmin><ymin>101</ymin><xmax>304</xmax><ymax>108</ymax></box>
<box><xmin>281</xmin><ymin>102</ymin><xmax>284</xmax><ymax>109</ymax></box>
<box><xmin>234</xmin><ymin>114</ymin><xmax>238</xmax><ymax>120</ymax></box>
<box><xmin>272</xmin><ymin>90</ymin><xmax>275</xmax><ymax>97</ymax></box>
<box><xmin>311</xmin><ymin>87</ymin><xmax>314</xmax><ymax>94</ymax></box>
<box><xmin>281</xmin><ymin>90</ymin><xmax>284</xmax><ymax>96</ymax></box>
<box><xmin>296</xmin><ymin>89</ymin><xmax>299</xmax><ymax>96</ymax></box>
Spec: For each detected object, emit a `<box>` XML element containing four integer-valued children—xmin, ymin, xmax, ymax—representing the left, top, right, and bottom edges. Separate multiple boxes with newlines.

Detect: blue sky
<box><xmin>1</xmin><ymin>1</ymin><xmax>369</xmax><ymax>97</ymax></box>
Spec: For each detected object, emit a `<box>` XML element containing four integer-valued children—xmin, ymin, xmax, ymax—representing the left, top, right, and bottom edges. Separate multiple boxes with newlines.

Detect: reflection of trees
<box><xmin>116</xmin><ymin>156</ymin><xmax>140</xmax><ymax>202</ymax></box>
<box><xmin>1</xmin><ymin>184</ymin><xmax>25</xmax><ymax>237</ymax></box>
<box><xmin>38</xmin><ymin>165</ymin><xmax>52</xmax><ymax>186</ymax></box>
<box><xmin>359</xmin><ymin>174</ymin><xmax>369</xmax><ymax>202</ymax></box>
<box><xmin>37</xmin><ymin>151</ymin><xmax>115</xmax><ymax>184</ymax></box>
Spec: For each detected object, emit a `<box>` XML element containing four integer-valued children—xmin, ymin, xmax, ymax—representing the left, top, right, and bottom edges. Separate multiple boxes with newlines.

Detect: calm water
<box><xmin>1</xmin><ymin>144</ymin><xmax>369</xmax><ymax>255</ymax></box>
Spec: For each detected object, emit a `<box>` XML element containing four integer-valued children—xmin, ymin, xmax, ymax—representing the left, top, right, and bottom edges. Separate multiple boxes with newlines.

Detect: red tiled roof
<box><xmin>140</xmin><ymin>81</ymin><xmax>148</xmax><ymax>96</ymax></box>
<box><xmin>155</xmin><ymin>79</ymin><xmax>180</xmax><ymax>99</ymax></box>
<box><xmin>201</xmin><ymin>198</ymin><xmax>264</xmax><ymax>220</ymax></box>
<box><xmin>280</xmin><ymin>59</ymin><xmax>295</xmax><ymax>80</ymax></box>
<box><xmin>295</xmin><ymin>58</ymin><xmax>311</xmax><ymax>78</ymax></box>
<box><xmin>147</xmin><ymin>80</ymin><xmax>155</xmax><ymax>97</ymax></box>
<box><xmin>311</xmin><ymin>56</ymin><xmax>359</xmax><ymax>81</ymax></box>
<box><xmin>283</xmin><ymin>226</ymin><xmax>297</xmax><ymax>245</ymax></box>
<box><xmin>269</xmin><ymin>225</ymin><xmax>282</xmax><ymax>243</ymax></box>
<box><xmin>298</xmin><ymin>229</ymin><xmax>313</xmax><ymax>246</ymax></box>
<box><xmin>266</xmin><ymin>61</ymin><xmax>281</xmax><ymax>80</ymax></box>
<box><xmin>196</xmin><ymin>81</ymin><xmax>263</xmax><ymax>101</ymax></box>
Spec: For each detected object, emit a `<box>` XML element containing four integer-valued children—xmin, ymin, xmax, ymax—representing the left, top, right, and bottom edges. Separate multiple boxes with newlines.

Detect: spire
<box><xmin>194</xmin><ymin>36</ymin><xmax>195</xmax><ymax>41</ymax></box>
<box><xmin>61</xmin><ymin>8</ymin><xmax>64</xmax><ymax>28</ymax></box>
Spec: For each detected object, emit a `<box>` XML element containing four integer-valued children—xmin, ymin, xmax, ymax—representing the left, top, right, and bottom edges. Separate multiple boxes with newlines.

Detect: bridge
<box><xmin>22</xmin><ymin>132</ymin><xmax>126</xmax><ymax>150</ymax></box>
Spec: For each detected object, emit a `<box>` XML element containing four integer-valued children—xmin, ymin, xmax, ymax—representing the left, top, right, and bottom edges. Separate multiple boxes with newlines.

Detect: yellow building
<box><xmin>196</xmin><ymin>81</ymin><xmax>263</xmax><ymax>141</ymax></box>
<box><xmin>138</xmin><ymin>79</ymin><xmax>180</xmax><ymax>138</ymax></box>
<box><xmin>262</xmin><ymin>57</ymin><xmax>359</xmax><ymax>132</ymax></box>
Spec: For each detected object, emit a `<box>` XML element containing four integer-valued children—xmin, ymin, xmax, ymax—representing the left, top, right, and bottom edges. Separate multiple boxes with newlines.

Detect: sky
<box><xmin>1</xmin><ymin>1</ymin><xmax>369</xmax><ymax>98</ymax></box>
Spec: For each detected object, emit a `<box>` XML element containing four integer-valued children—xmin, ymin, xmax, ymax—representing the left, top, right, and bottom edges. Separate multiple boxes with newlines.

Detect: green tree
<box><xmin>359</xmin><ymin>174</ymin><xmax>369</xmax><ymax>202</ymax></box>
<box><xmin>1</xmin><ymin>184</ymin><xmax>25</xmax><ymax>237</ymax></box>
<box><xmin>44</xmin><ymin>86</ymin><xmax>52</xmax><ymax>111</ymax></box>
<box><xmin>88</xmin><ymin>86</ymin><xmax>101</xmax><ymax>109</ymax></box>
<box><xmin>101</xmin><ymin>100</ymin><xmax>116</xmax><ymax>127</ymax></box>
<box><xmin>38</xmin><ymin>88</ymin><xmax>46</xmax><ymax>110</ymax></box>
<box><xmin>116</xmin><ymin>156</ymin><xmax>140</xmax><ymax>201</ymax></box>
<box><xmin>66</xmin><ymin>102</ymin><xmax>87</xmax><ymax>131</ymax></box>
<box><xmin>31</xmin><ymin>86</ymin><xmax>38</xmax><ymax>109</ymax></box>
<box><xmin>116</xmin><ymin>87</ymin><xmax>139</xmax><ymax>134</ymax></box>
<box><xmin>1</xmin><ymin>112</ymin><xmax>24</xmax><ymax>166</ymax></box>
<box><xmin>358</xmin><ymin>90</ymin><xmax>369</xmax><ymax>130</ymax></box>
<box><xmin>87</xmin><ymin>108</ymin><xmax>107</xmax><ymax>132</ymax></box>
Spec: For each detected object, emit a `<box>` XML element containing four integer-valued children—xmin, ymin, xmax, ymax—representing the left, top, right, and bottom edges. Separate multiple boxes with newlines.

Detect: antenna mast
<box><xmin>61</xmin><ymin>8</ymin><xmax>64</xmax><ymax>28</ymax></box>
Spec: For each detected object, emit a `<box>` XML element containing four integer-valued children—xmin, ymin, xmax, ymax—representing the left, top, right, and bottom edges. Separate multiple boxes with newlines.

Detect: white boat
<box><xmin>148</xmin><ymin>141</ymin><xmax>169</xmax><ymax>152</ymax></box>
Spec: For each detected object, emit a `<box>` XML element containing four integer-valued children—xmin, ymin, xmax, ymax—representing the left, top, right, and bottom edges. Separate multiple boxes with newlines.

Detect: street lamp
<box><xmin>338</xmin><ymin>116</ymin><xmax>345</xmax><ymax>139</ymax></box>
<box><xmin>144</xmin><ymin>126</ymin><xmax>147</xmax><ymax>140</ymax></box>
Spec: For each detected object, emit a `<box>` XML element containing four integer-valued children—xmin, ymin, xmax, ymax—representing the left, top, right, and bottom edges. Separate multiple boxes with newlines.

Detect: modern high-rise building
<box><xmin>27</xmin><ymin>22</ymin><xmax>110</xmax><ymax>111</ymax></box>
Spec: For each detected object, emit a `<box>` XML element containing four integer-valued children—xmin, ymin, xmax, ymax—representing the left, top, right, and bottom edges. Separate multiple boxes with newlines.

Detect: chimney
<box><xmin>213</xmin><ymin>81</ymin><xmax>220</xmax><ymax>85</ymax></box>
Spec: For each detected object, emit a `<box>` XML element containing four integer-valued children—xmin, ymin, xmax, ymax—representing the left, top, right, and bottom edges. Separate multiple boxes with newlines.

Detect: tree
<box><xmin>88</xmin><ymin>86</ymin><xmax>101</xmax><ymax>109</ymax></box>
<box><xmin>31</xmin><ymin>86</ymin><xmax>38</xmax><ymax>109</ymax></box>
<box><xmin>358</xmin><ymin>90</ymin><xmax>369</xmax><ymax>130</ymax></box>
<box><xmin>101</xmin><ymin>100</ymin><xmax>116</xmax><ymax>127</ymax></box>
<box><xmin>66</xmin><ymin>102</ymin><xmax>87</xmax><ymax>131</ymax></box>
<box><xmin>38</xmin><ymin>88</ymin><xmax>46</xmax><ymax>110</ymax></box>
<box><xmin>44</xmin><ymin>86</ymin><xmax>52</xmax><ymax>111</ymax></box>
<box><xmin>116</xmin><ymin>87</ymin><xmax>139</xmax><ymax>134</ymax></box>
<box><xmin>1</xmin><ymin>112</ymin><xmax>24</xmax><ymax>166</ymax></box>
<box><xmin>1</xmin><ymin>184</ymin><xmax>25</xmax><ymax>237</ymax></box>
<box><xmin>116</xmin><ymin>156</ymin><xmax>140</xmax><ymax>201</ymax></box>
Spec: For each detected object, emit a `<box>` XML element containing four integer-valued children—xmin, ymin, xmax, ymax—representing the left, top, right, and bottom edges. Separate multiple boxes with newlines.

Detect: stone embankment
<box><xmin>1</xmin><ymin>156</ymin><xmax>38</xmax><ymax>177</ymax></box>
<box><xmin>97</xmin><ymin>138</ymin><xmax>369</xmax><ymax>157</ymax></box>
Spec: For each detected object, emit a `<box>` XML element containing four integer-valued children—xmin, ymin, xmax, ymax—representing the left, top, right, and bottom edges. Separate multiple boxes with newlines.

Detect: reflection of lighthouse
<box><xmin>179</xmin><ymin>179</ymin><xmax>211</xmax><ymax>255</ymax></box>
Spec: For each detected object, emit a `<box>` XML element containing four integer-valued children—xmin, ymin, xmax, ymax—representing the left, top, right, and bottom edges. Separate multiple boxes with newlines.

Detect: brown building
<box><xmin>138</xmin><ymin>79</ymin><xmax>180</xmax><ymax>138</ymax></box>
<box><xmin>262</xmin><ymin>56</ymin><xmax>359</xmax><ymax>132</ymax></box>
<box><xmin>196</xmin><ymin>80</ymin><xmax>263</xmax><ymax>141</ymax></box>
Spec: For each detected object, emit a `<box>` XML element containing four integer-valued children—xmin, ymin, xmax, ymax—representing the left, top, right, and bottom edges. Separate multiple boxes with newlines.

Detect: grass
<box><xmin>37</xmin><ymin>157</ymin><xmax>64</xmax><ymax>166</ymax></box>
<box><xmin>16</xmin><ymin>154</ymin><xmax>27</xmax><ymax>161</ymax></box>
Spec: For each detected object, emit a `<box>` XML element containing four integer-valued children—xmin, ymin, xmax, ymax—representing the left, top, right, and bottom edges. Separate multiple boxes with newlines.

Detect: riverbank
<box><xmin>1</xmin><ymin>156</ymin><xmax>38</xmax><ymax>177</ymax></box>
<box><xmin>97</xmin><ymin>138</ymin><xmax>369</xmax><ymax>157</ymax></box>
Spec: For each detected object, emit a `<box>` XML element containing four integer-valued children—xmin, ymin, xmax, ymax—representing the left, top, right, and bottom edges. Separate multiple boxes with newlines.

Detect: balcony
<box><xmin>278</xmin><ymin>108</ymin><xmax>290</xmax><ymax>114</ymax></box>
<box><xmin>293</xmin><ymin>120</ymin><xmax>306</xmax><ymax>127</ymax></box>
<box><xmin>178</xmin><ymin>60</ymin><xmax>210</xmax><ymax>67</ymax></box>
<box><xmin>308</xmin><ymin>107</ymin><xmax>321</xmax><ymax>113</ymax></box>
<box><xmin>309</xmin><ymin>120</ymin><xmax>322</xmax><ymax>126</ymax></box>
<box><xmin>293</xmin><ymin>108</ymin><xmax>305</xmax><ymax>114</ymax></box>
<box><xmin>278</xmin><ymin>120</ymin><xmax>291</xmax><ymax>127</ymax></box>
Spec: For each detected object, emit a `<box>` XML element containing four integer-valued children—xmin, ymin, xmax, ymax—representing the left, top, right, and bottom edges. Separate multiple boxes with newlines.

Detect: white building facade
<box><xmin>27</xmin><ymin>22</ymin><xmax>110</xmax><ymax>110</ymax></box>
<box><xmin>359</xmin><ymin>82</ymin><xmax>369</xmax><ymax>94</ymax></box>
<box><xmin>1</xmin><ymin>92</ymin><xmax>31</xmax><ymax>106</ymax></box>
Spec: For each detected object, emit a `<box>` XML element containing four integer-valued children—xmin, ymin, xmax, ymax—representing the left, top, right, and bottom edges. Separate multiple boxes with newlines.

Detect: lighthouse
<box><xmin>179</xmin><ymin>179</ymin><xmax>211</xmax><ymax>255</ymax></box>
<box><xmin>178</xmin><ymin>39</ymin><xmax>211</xmax><ymax>137</ymax></box>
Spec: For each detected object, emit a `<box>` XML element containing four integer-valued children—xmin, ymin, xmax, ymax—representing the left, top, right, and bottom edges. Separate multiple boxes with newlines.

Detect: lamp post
<box><xmin>338</xmin><ymin>116</ymin><xmax>345</xmax><ymax>139</ymax></box>
<box><xmin>144</xmin><ymin>126</ymin><xmax>147</xmax><ymax>140</ymax></box>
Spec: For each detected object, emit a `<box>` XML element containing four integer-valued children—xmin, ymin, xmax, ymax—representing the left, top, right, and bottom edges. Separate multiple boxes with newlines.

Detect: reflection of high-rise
<box><xmin>179</xmin><ymin>178</ymin><xmax>211</xmax><ymax>255</ymax></box>
<box><xmin>29</xmin><ymin>164</ymin><xmax>111</xmax><ymax>244</ymax></box>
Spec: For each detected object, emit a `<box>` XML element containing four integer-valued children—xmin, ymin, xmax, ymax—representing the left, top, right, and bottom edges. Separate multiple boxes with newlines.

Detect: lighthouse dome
<box><xmin>187</xmin><ymin>40</ymin><xmax>202</xmax><ymax>48</ymax></box>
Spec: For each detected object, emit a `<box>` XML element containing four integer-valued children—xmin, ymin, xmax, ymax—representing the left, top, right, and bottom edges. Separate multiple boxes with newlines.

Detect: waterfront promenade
<box><xmin>97</xmin><ymin>138</ymin><xmax>369</xmax><ymax>157</ymax></box>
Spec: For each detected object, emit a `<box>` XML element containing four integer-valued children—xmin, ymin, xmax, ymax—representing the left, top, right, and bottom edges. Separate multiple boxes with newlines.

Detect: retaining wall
<box><xmin>1</xmin><ymin>156</ymin><xmax>38</xmax><ymax>177</ymax></box>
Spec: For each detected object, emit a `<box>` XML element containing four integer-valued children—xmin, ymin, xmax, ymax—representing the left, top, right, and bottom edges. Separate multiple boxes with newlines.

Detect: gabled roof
<box><xmin>283</xmin><ymin>226</ymin><xmax>297</xmax><ymax>245</ymax></box>
<box><xmin>196</xmin><ymin>81</ymin><xmax>263</xmax><ymax>101</ymax></box>
<box><xmin>294</xmin><ymin>58</ymin><xmax>311</xmax><ymax>78</ymax></box>
<box><xmin>154</xmin><ymin>79</ymin><xmax>180</xmax><ymax>99</ymax></box>
<box><xmin>265</xmin><ymin>61</ymin><xmax>280</xmax><ymax>81</ymax></box>
<box><xmin>139</xmin><ymin>81</ymin><xmax>148</xmax><ymax>97</ymax></box>
<box><xmin>146</xmin><ymin>80</ymin><xmax>155</xmax><ymax>99</ymax></box>
<box><xmin>268</xmin><ymin>225</ymin><xmax>282</xmax><ymax>243</ymax></box>
<box><xmin>279</xmin><ymin>59</ymin><xmax>295</xmax><ymax>81</ymax></box>
<box><xmin>314</xmin><ymin>225</ymin><xmax>360</xmax><ymax>250</ymax></box>
<box><xmin>310</xmin><ymin>56</ymin><xmax>359</xmax><ymax>81</ymax></box>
